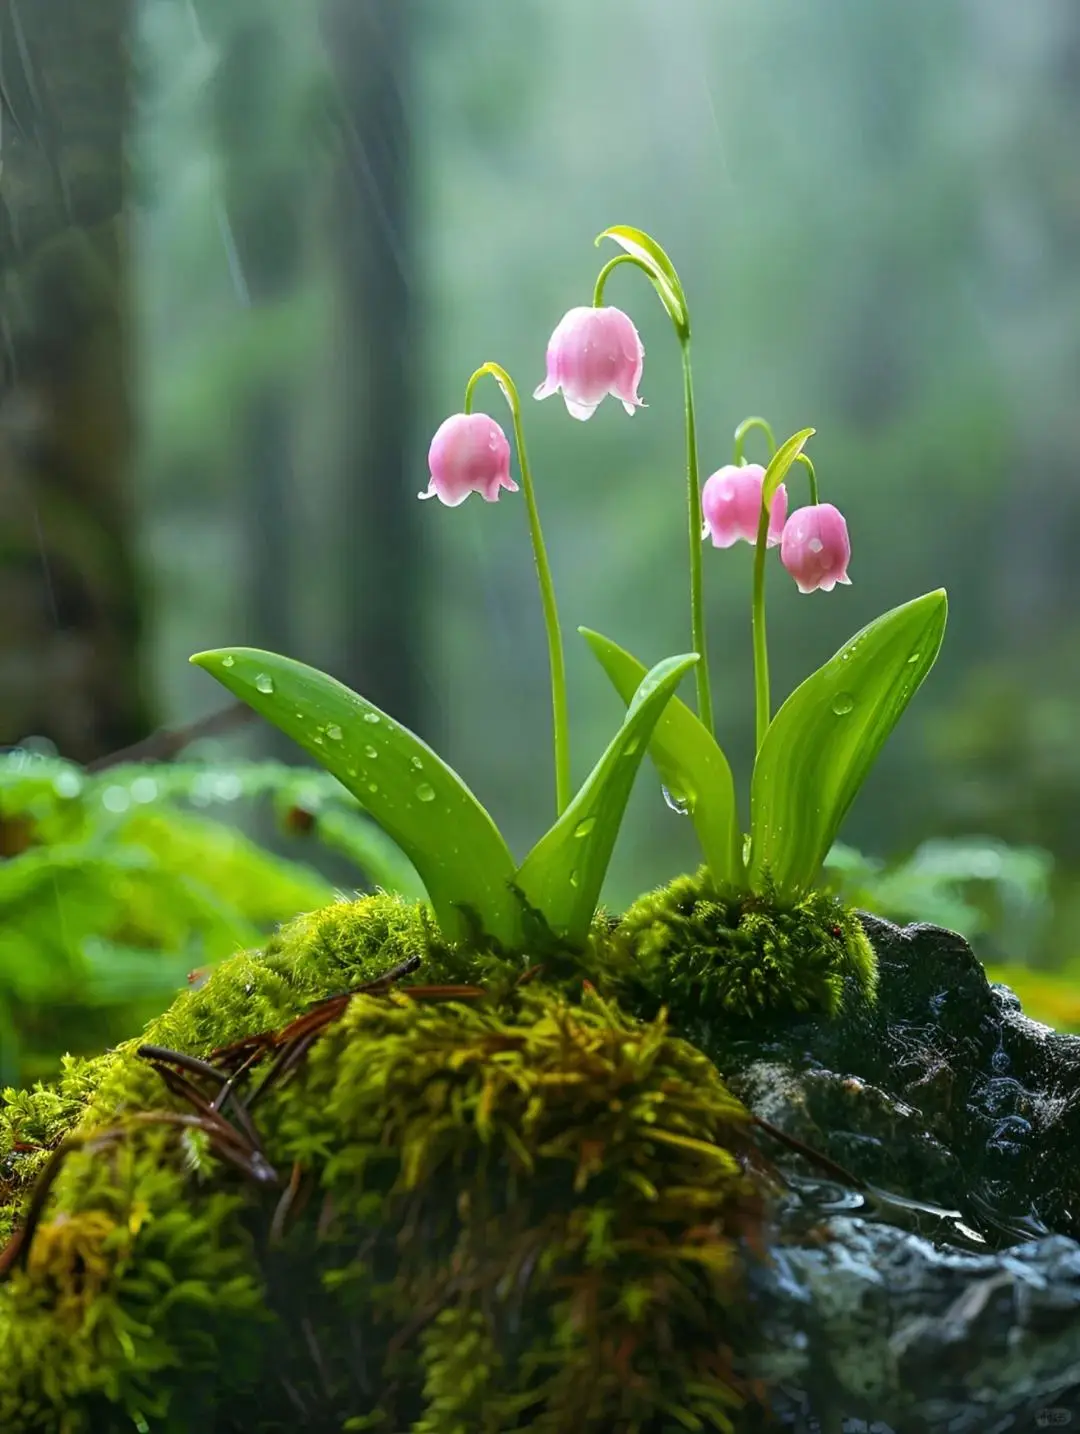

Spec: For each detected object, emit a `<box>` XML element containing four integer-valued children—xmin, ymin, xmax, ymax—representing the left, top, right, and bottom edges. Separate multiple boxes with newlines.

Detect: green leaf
<box><xmin>579</xmin><ymin>629</ymin><xmax>744</xmax><ymax>887</ymax></box>
<box><xmin>190</xmin><ymin>648</ymin><xmax>521</xmax><ymax>947</ymax></box>
<box><xmin>515</xmin><ymin>653</ymin><xmax>698</xmax><ymax>945</ymax></box>
<box><xmin>748</xmin><ymin>590</ymin><xmax>948</xmax><ymax>896</ymax></box>
<box><xmin>762</xmin><ymin>427</ymin><xmax>815</xmax><ymax>507</ymax></box>
<box><xmin>596</xmin><ymin>226</ymin><xmax>690</xmax><ymax>340</ymax></box>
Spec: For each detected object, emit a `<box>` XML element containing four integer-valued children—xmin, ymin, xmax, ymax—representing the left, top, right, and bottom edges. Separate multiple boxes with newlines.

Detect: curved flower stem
<box><xmin>796</xmin><ymin>452</ymin><xmax>820</xmax><ymax>504</ymax></box>
<box><xmin>733</xmin><ymin>415</ymin><xmax>777</xmax><ymax>466</ymax></box>
<box><xmin>594</xmin><ymin>257</ymin><xmax>714</xmax><ymax>734</ymax></box>
<box><xmin>465</xmin><ymin>362</ymin><xmax>571</xmax><ymax>815</ymax></box>
<box><xmin>592</xmin><ymin>253</ymin><xmax>638</xmax><ymax>307</ymax></box>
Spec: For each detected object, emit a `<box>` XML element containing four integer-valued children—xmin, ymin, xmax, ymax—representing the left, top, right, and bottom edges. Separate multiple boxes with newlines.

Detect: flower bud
<box><xmin>420</xmin><ymin>413</ymin><xmax>518</xmax><ymax>507</ymax></box>
<box><xmin>780</xmin><ymin>503</ymin><xmax>852</xmax><ymax>593</ymax></box>
<box><xmin>701</xmin><ymin>464</ymin><xmax>787</xmax><ymax>549</ymax></box>
<box><xmin>533</xmin><ymin>305</ymin><xmax>644</xmax><ymax>421</ymax></box>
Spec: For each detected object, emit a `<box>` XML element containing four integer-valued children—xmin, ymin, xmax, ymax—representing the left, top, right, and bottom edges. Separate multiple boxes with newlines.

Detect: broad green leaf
<box><xmin>580</xmin><ymin>629</ymin><xmax>744</xmax><ymax>887</ymax></box>
<box><xmin>748</xmin><ymin>590</ymin><xmax>948</xmax><ymax>896</ymax></box>
<box><xmin>190</xmin><ymin>647</ymin><xmax>521</xmax><ymax>947</ymax></box>
<box><xmin>762</xmin><ymin>427</ymin><xmax>815</xmax><ymax>507</ymax></box>
<box><xmin>596</xmin><ymin>226</ymin><xmax>690</xmax><ymax>340</ymax></box>
<box><xmin>515</xmin><ymin>653</ymin><xmax>699</xmax><ymax>945</ymax></box>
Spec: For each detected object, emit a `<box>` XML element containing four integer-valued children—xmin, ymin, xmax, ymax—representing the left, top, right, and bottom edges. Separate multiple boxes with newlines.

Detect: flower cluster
<box><xmin>424</xmin><ymin>304</ymin><xmax>850</xmax><ymax>595</ymax></box>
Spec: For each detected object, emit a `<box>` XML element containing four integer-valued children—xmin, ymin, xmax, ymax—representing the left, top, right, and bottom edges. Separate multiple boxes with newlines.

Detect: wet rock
<box><xmin>709</xmin><ymin>917</ymin><xmax>1080</xmax><ymax>1244</ymax></box>
<box><xmin>712</xmin><ymin>917</ymin><xmax>1080</xmax><ymax>1429</ymax></box>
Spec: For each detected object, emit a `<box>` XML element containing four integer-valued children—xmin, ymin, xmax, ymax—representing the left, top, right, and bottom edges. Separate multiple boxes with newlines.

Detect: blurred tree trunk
<box><xmin>0</xmin><ymin>0</ymin><xmax>151</xmax><ymax>760</ymax></box>
<box><xmin>321</xmin><ymin>0</ymin><xmax>426</xmax><ymax>735</ymax></box>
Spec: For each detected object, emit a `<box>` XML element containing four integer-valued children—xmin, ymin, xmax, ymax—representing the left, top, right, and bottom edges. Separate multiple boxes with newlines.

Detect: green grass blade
<box><xmin>748</xmin><ymin>590</ymin><xmax>948</xmax><ymax>896</ymax></box>
<box><xmin>190</xmin><ymin>647</ymin><xmax>520</xmax><ymax>947</ymax></box>
<box><xmin>580</xmin><ymin>629</ymin><xmax>744</xmax><ymax>887</ymax></box>
<box><xmin>515</xmin><ymin>653</ymin><xmax>699</xmax><ymax>945</ymax></box>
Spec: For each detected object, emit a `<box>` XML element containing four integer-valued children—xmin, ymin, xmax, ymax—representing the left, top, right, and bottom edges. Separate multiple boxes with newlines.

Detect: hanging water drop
<box><xmin>831</xmin><ymin>692</ymin><xmax>855</xmax><ymax>716</ymax></box>
<box><xmin>415</xmin><ymin>783</ymin><xmax>436</xmax><ymax>803</ymax></box>
<box><xmin>255</xmin><ymin>673</ymin><xmax>274</xmax><ymax>694</ymax></box>
<box><xmin>662</xmin><ymin>785</ymin><xmax>691</xmax><ymax>815</ymax></box>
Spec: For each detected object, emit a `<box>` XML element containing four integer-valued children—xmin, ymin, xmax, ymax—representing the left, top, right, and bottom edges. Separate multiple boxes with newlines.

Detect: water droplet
<box><xmin>221</xmin><ymin>655</ymin><xmax>235</xmax><ymax>668</ymax></box>
<box><xmin>326</xmin><ymin>723</ymin><xmax>343</xmax><ymax>742</ymax></box>
<box><xmin>416</xmin><ymin>783</ymin><xmax>436</xmax><ymax>803</ymax></box>
<box><xmin>53</xmin><ymin>770</ymin><xmax>83</xmax><ymax>799</ymax></box>
<box><xmin>624</xmin><ymin>737</ymin><xmax>640</xmax><ymax>756</ymax></box>
<box><xmin>410</xmin><ymin>756</ymin><xmax>424</xmax><ymax>770</ymax></box>
<box><xmin>364</xmin><ymin>744</ymin><xmax>378</xmax><ymax>759</ymax></box>
<box><xmin>363</xmin><ymin>712</ymin><xmax>381</xmax><ymax>725</ymax></box>
<box><xmin>569</xmin><ymin>869</ymin><xmax>580</xmax><ymax>888</ymax></box>
<box><xmin>312</xmin><ymin>735</ymin><xmax>324</xmax><ymax>746</ymax></box>
<box><xmin>295</xmin><ymin>712</ymin><xmax>304</xmax><ymax>720</ymax></box>
<box><xmin>255</xmin><ymin>673</ymin><xmax>274</xmax><ymax>694</ymax></box>
<box><xmin>831</xmin><ymin>692</ymin><xmax>855</xmax><ymax>716</ymax></box>
<box><xmin>367</xmin><ymin>782</ymin><xmax>379</xmax><ymax>794</ymax></box>
<box><xmin>573</xmin><ymin>817</ymin><xmax>597</xmax><ymax>838</ymax></box>
<box><xmin>662</xmin><ymin>785</ymin><xmax>691</xmax><ymax>815</ymax></box>
<box><xmin>907</xmin><ymin>652</ymin><xmax>920</xmax><ymax>664</ymax></box>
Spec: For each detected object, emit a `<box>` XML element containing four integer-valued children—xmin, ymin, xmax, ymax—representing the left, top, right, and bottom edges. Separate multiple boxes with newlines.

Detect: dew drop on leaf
<box><xmin>907</xmin><ymin>652</ymin><xmax>920</xmax><ymax>664</ymax></box>
<box><xmin>573</xmin><ymin>817</ymin><xmax>596</xmax><ymax>838</ymax></box>
<box><xmin>624</xmin><ymin>737</ymin><xmax>640</xmax><ymax>756</ymax></box>
<box><xmin>662</xmin><ymin>785</ymin><xmax>690</xmax><ymax>815</ymax></box>
<box><xmin>831</xmin><ymin>692</ymin><xmax>855</xmax><ymax>716</ymax></box>
<box><xmin>363</xmin><ymin>712</ymin><xmax>381</xmax><ymax>725</ymax></box>
<box><xmin>364</xmin><ymin>744</ymin><xmax>378</xmax><ymax>759</ymax></box>
<box><xmin>367</xmin><ymin>782</ymin><xmax>379</xmax><ymax>794</ymax></box>
<box><xmin>416</xmin><ymin>783</ymin><xmax>436</xmax><ymax>803</ymax></box>
<box><xmin>326</xmin><ymin>723</ymin><xmax>343</xmax><ymax>742</ymax></box>
<box><xmin>255</xmin><ymin>673</ymin><xmax>274</xmax><ymax>694</ymax></box>
<box><xmin>569</xmin><ymin>869</ymin><xmax>580</xmax><ymax>888</ymax></box>
<box><xmin>411</xmin><ymin>756</ymin><xmax>424</xmax><ymax>770</ymax></box>
<box><xmin>221</xmin><ymin>655</ymin><xmax>235</xmax><ymax>668</ymax></box>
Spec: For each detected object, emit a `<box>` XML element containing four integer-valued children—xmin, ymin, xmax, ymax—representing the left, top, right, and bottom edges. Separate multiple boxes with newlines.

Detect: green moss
<box><xmin>616</xmin><ymin>868</ymin><xmax>877</xmax><ymax>1024</ymax></box>
<box><xmin>0</xmin><ymin>879</ymin><xmax>866</xmax><ymax>1430</ymax></box>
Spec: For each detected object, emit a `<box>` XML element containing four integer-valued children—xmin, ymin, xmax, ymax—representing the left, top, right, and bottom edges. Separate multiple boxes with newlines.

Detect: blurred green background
<box><xmin>2</xmin><ymin>0</ymin><xmax>1079</xmax><ymax>1081</ymax></box>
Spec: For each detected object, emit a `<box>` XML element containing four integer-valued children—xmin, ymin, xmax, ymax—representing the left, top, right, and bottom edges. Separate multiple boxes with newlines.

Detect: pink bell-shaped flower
<box><xmin>420</xmin><ymin>412</ymin><xmax>518</xmax><ymax>507</ymax></box>
<box><xmin>533</xmin><ymin>305</ymin><xmax>645</xmax><ymax>421</ymax></box>
<box><xmin>701</xmin><ymin>463</ymin><xmax>788</xmax><ymax>549</ymax></box>
<box><xmin>780</xmin><ymin>503</ymin><xmax>852</xmax><ymax>593</ymax></box>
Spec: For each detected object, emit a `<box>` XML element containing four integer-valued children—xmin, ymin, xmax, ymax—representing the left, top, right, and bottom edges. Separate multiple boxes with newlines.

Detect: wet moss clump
<box><xmin>0</xmin><ymin>892</ymin><xmax>781</xmax><ymax>1433</ymax></box>
<box><xmin>616</xmin><ymin>868</ymin><xmax>877</xmax><ymax>1025</ymax></box>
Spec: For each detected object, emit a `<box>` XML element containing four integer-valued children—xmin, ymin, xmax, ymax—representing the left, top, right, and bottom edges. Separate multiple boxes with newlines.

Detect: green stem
<box><xmin>465</xmin><ymin>363</ymin><xmax>571</xmax><ymax>815</ymax></box>
<box><xmin>592</xmin><ymin>254</ymin><xmax>638</xmax><ymax>307</ymax></box>
<box><xmin>592</xmin><ymin>246</ymin><xmax>712</xmax><ymax>731</ymax></box>
<box><xmin>733</xmin><ymin>415</ymin><xmax>777</xmax><ymax>465</ymax></box>
<box><xmin>752</xmin><ymin>502</ymin><xmax>771</xmax><ymax>752</ymax></box>
<box><xmin>796</xmin><ymin>452</ymin><xmax>820</xmax><ymax>504</ymax></box>
<box><xmin>680</xmin><ymin>344</ymin><xmax>714</xmax><ymax>733</ymax></box>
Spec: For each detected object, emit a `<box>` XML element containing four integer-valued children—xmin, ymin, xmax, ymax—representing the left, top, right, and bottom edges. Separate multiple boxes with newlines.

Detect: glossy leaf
<box><xmin>515</xmin><ymin>653</ymin><xmax>699</xmax><ymax>945</ymax></box>
<box><xmin>596</xmin><ymin>226</ymin><xmax>690</xmax><ymax>341</ymax></box>
<box><xmin>762</xmin><ymin>427</ymin><xmax>815</xmax><ymax>507</ymax></box>
<box><xmin>580</xmin><ymin>628</ymin><xmax>744</xmax><ymax>887</ymax></box>
<box><xmin>748</xmin><ymin>590</ymin><xmax>948</xmax><ymax>896</ymax></box>
<box><xmin>190</xmin><ymin>647</ymin><xmax>521</xmax><ymax>947</ymax></box>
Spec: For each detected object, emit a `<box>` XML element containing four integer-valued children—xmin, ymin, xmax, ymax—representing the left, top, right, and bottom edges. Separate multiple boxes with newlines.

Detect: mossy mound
<box><xmin>616</xmin><ymin>869</ymin><xmax>876</xmax><ymax>1028</ymax></box>
<box><xmin>0</xmin><ymin>891</ymin><xmax>794</xmax><ymax>1433</ymax></box>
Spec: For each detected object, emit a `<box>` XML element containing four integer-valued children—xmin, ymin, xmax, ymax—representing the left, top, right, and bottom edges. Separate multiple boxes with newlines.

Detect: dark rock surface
<box><xmin>713</xmin><ymin>917</ymin><xmax>1080</xmax><ymax>1430</ymax></box>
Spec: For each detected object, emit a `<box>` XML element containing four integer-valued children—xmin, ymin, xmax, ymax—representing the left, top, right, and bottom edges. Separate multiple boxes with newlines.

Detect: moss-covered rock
<box><xmin>0</xmin><ymin>889</ymin><xmax>794</xmax><ymax>1433</ymax></box>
